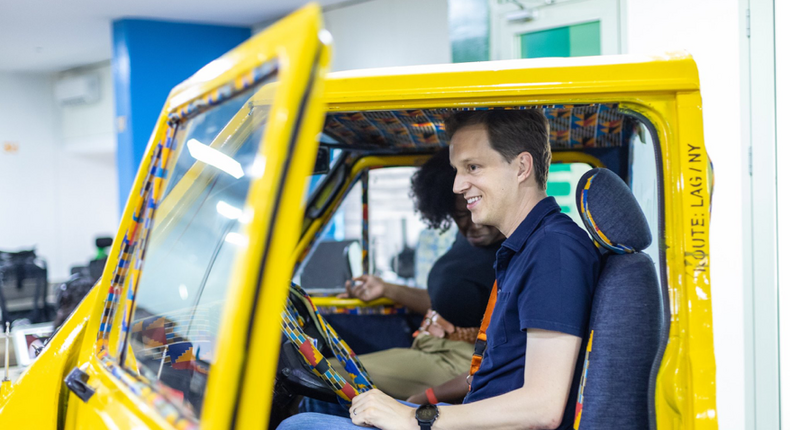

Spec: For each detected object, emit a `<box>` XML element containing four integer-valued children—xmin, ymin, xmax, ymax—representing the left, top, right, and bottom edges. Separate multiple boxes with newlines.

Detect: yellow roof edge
<box><xmin>324</xmin><ymin>50</ymin><xmax>699</xmax><ymax>106</ymax></box>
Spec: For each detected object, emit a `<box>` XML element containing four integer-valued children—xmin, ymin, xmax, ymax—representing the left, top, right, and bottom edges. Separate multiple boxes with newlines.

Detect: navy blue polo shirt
<box><xmin>464</xmin><ymin>197</ymin><xmax>600</xmax><ymax>429</ymax></box>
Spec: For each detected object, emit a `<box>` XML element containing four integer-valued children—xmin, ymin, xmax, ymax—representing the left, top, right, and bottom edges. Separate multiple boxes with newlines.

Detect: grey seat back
<box><xmin>573</xmin><ymin>168</ymin><xmax>665</xmax><ymax>430</ymax></box>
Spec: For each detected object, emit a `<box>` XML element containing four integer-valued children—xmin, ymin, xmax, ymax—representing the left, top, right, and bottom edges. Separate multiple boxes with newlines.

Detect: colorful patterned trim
<box><xmin>168</xmin><ymin>61</ymin><xmax>279</xmax><ymax>124</ymax></box>
<box><xmin>322</xmin><ymin>104</ymin><xmax>632</xmax><ymax>151</ymax></box>
<box><xmin>99</xmin><ymin>352</ymin><xmax>198</xmax><ymax>429</ymax></box>
<box><xmin>97</xmin><ymin>126</ymin><xmax>176</xmax><ymax>353</ymax></box>
<box><xmin>574</xmin><ymin>330</ymin><xmax>594</xmax><ymax>429</ymax></box>
<box><xmin>315</xmin><ymin>305</ymin><xmax>410</xmax><ymax>316</ymax></box>
<box><xmin>580</xmin><ymin>173</ymin><xmax>634</xmax><ymax>254</ymax></box>
<box><xmin>130</xmin><ymin>308</ymin><xmax>217</xmax><ymax>365</ymax></box>
<box><xmin>280</xmin><ymin>283</ymin><xmax>376</xmax><ymax>407</ymax></box>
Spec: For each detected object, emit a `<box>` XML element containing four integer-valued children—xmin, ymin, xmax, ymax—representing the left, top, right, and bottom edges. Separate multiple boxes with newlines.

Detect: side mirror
<box><xmin>95</xmin><ymin>237</ymin><xmax>113</xmax><ymax>248</ymax></box>
<box><xmin>313</xmin><ymin>147</ymin><xmax>331</xmax><ymax>175</ymax></box>
<box><xmin>344</xmin><ymin>242</ymin><xmax>363</xmax><ymax>281</ymax></box>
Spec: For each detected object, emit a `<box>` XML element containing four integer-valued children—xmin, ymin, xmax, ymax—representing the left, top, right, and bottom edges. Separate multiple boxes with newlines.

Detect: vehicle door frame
<box><xmin>63</xmin><ymin>5</ymin><xmax>332</xmax><ymax>430</ymax></box>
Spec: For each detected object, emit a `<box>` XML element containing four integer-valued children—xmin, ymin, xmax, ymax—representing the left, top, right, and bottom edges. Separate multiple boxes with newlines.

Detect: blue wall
<box><xmin>112</xmin><ymin>19</ymin><xmax>251</xmax><ymax>213</ymax></box>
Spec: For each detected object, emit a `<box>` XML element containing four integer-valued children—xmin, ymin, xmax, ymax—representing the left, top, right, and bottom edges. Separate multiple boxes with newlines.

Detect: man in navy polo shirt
<box><xmin>448</xmin><ymin>110</ymin><xmax>600</xmax><ymax>427</ymax></box>
<box><xmin>278</xmin><ymin>110</ymin><xmax>599</xmax><ymax>430</ymax></box>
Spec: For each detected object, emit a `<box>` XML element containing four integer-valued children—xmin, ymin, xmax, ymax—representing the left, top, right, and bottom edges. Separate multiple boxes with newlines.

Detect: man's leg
<box><xmin>280</xmin><ymin>401</ymin><xmax>432</xmax><ymax>429</ymax></box>
<box><xmin>277</xmin><ymin>412</ymin><xmax>362</xmax><ymax>429</ymax></box>
<box><xmin>348</xmin><ymin>336</ymin><xmax>473</xmax><ymax>400</ymax></box>
<box><xmin>304</xmin><ymin>336</ymin><xmax>471</xmax><ymax>410</ymax></box>
<box><xmin>299</xmin><ymin>397</ymin><xmax>349</xmax><ymax>417</ymax></box>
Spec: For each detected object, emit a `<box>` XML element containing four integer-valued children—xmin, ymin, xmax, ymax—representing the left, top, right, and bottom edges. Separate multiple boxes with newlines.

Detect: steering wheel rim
<box><xmin>279</xmin><ymin>283</ymin><xmax>376</xmax><ymax>407</ymax></box>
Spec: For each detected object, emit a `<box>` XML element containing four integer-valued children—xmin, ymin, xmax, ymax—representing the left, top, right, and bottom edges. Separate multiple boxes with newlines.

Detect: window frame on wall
<box><xmin>488</xmin><ymin>0</ymin><xmax>624</xmax><ymax>60</ymax></box>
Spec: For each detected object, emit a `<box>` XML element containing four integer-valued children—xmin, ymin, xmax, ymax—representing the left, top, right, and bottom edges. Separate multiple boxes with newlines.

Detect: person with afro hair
<box><xmin>307</xmin><ymin>146</ymin><xmax>504</xmax><ymax>413</ymax></box>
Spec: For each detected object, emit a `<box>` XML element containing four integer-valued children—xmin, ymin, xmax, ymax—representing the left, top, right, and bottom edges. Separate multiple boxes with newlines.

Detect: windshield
<box><xmin>124</xmin><ymin>70</ymin><xmax>278</xmax><ymax>418</ymax></box>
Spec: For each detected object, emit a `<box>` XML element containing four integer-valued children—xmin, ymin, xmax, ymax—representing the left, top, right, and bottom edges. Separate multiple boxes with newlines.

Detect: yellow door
<box><xmin>55</xmin><ymin>5</ymin><xmax>330</xmax><ymax>430</ymax></box>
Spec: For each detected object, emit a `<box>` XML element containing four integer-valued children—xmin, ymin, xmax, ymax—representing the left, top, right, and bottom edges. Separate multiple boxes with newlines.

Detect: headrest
<box><xmin>576</xmin><ymin>168</ymin><xmax>652</xmax><ymax>254</ymax></box>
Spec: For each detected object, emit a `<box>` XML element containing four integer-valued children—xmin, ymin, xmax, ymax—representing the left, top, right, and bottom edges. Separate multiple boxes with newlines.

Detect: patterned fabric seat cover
<box><xmin>573</xmin><ymin>168</ymin><xmax>665</xmax><ymax>430</ymax></box>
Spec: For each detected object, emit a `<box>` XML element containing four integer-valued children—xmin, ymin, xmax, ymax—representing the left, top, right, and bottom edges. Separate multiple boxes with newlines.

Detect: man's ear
<box><xmin>516</xmin><ymin>152</ymin><xmax>534</xmax><ymax>184</ymax></box>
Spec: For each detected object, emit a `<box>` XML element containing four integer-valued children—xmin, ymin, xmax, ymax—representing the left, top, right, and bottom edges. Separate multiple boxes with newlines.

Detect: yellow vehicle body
<box><xmin>0</xmin><ymin>3</ymin><xmax>715</xmax><ymax>429</ymax></box>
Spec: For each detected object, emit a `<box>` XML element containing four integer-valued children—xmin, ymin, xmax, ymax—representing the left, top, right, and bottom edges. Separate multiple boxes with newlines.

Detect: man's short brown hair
<box><xmin>445</xmin><ymin>110</ymin><xmax>551</xmax><ymax>190</ymax></box>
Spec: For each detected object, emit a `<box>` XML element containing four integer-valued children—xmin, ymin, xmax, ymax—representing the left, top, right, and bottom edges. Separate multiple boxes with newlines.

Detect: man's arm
<box><xmin>350</xmin><ymin>329</ymin><xmax>582</xmax><ymax>430</ymax></box>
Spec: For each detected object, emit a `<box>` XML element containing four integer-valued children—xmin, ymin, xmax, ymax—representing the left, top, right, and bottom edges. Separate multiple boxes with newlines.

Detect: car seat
<box><xmin>573</xmin><ymin>168</ymin><xmax>668</xmax><ymax>430</ymax></box>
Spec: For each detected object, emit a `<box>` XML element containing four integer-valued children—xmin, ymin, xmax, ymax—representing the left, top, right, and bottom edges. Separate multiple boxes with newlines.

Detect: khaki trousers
<box><xmin>329</xmin><ymin>334</ymin><xmax>474</xmax><ymax>400</ymax></box>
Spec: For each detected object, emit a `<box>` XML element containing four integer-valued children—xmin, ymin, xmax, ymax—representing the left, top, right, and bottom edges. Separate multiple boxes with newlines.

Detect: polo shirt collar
<box><xmin>502</xmin><ymin>196</ymin><xmax>561</xmax><ymax>253</ymax></box>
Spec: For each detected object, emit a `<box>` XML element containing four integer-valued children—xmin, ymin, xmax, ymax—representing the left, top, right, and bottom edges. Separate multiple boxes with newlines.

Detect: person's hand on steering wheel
<box><xmin>350</xmin><ymin>389</ymin><xmax>419</xmax><ymax>430</ymax></box>
<box><xmin>339</xmin><ymin>275</ymin><xmax>388</xmax><ymax>302</ymax></box>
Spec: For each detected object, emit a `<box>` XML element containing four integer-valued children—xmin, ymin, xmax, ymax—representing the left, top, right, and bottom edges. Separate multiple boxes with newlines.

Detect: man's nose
<box><xmin>453</xmin><ymin>173</ymin><xmax>468</xmax><ymax>195</ymax></box>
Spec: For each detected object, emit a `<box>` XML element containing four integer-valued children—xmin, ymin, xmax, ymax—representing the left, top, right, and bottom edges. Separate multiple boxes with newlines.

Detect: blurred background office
<box><xmin>0</xmin><ymin>1</ymin><xmax>786</xmax><ymax>429</ymax></box>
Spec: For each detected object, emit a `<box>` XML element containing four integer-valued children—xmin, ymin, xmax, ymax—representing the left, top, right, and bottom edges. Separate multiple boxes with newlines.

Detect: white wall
<box><xmin>624</xmin><ymin>1</ymin><xmax>744</xmax><ymax>428</ymax></box>
<box><xmin>0</xmin><ymin>72</ymin><xmax>62</xmax><ymax>278</ymax></box>
<box><xmin>53</xmin><ymin>62</ymin><xmax>119</xmax><ymax>281</ymax></box>
<box><xmin>776</xmin><ymin>1</ymin><xmax>789</xmax><ymax>427</ymax></box>
<box><xmin>323</xmin><ymin>0</ymin><xmax>451</xmax><ymax>71</ymax></box>
<box><xmin>0</xmin><ymin>63</ymin><xmax>118</xmax><ymax>283</ymax></box>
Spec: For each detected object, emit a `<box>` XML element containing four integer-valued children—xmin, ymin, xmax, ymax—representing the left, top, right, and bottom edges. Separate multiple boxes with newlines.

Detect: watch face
<box><xmin>416</xmin><ymin>404</ymin><xmax>439</xmax><ymax>422</ymax></box>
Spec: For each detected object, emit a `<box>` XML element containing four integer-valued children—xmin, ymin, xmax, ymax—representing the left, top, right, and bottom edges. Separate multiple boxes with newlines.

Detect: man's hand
<box><xmin>340</xmin><ymin>275</ymin><xmax>388</xmax><ymax>302</ymax></box>
<box><xmin>350</xmin><ymin>389</ymin><xmax>419</xmax><ymax>430</ymax></box>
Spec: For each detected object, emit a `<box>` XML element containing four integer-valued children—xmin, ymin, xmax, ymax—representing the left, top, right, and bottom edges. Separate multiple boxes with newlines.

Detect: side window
<box><xmin>303</xmin><ymin>147</ymin><xmax>344</xmax><ymax>206</ymax></box>
<box><xmin>295</xmin><ymin>167</ymin><xmax>447</xmax><ymax>292</ymax></box>
<box><xmin>297</xmin><ymin>162</ymin><xmax>593</xmax><ymax>294</ymax></box>
<box><xmin>547</xmin><ymin>162</ymin><xmax>595</xmax><ymax>228</ymax></box>
<box><xmin>630</xmin><ymin>125</ymin><xmax>660</xmax><ymax>271</ymax></box>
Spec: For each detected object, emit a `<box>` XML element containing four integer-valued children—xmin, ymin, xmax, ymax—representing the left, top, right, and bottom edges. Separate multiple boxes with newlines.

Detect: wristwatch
<box><xmin>415</xmin><ymin>404</ymin><xmax>440</xmax><ymax>429</ymax></box>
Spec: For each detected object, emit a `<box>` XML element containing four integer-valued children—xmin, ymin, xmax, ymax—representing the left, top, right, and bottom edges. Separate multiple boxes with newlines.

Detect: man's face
<box><xmin>449</xmin><ymin>124</ymin><xmax>520</xmax><ymax>229</ymax></box>
<box><xmin>450</xmin><ymin>194</ymin><xmax>504</xmax><ymax>247</ymax></box>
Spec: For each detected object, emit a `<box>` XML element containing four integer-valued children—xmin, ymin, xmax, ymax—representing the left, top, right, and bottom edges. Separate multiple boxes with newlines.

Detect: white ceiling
<box><xmin>0</xmin><ymin>0</ymin><xmax>350</xmax><ymax>73</ymax></box>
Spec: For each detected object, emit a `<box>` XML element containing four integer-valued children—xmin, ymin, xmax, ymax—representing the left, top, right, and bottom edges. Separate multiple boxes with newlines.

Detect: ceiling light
<box><xmin>216</xmin><ymin>201</ymin><xmax>243</xmax><ymax>220</ymax></box>
<box><xmin>187</xmin><ymin>138</ymin><xmax>244</xmax><ymax>179</ymax></box>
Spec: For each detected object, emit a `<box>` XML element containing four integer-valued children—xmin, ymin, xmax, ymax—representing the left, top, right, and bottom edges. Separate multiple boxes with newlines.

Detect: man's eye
<box><xmin>469</xmin><ymin>164</ymin><xmax>478</xmax><ymax>172</ymax></box>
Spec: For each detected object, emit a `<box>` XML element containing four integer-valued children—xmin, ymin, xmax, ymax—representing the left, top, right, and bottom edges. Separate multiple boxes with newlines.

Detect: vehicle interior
<box><xmin>268</xmin><ymin>104</ymin><xmax>670</xmax><ymax>428</ymax></box>
<box><xmin>119</xmin><ymin>72</ymin><xmax>673</xmax><ymax>427</ymax></box>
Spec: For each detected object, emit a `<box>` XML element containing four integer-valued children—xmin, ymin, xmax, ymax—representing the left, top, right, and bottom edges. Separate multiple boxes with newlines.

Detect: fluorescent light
<box><xmin>216</xmin><ymin>201</ymin><xmax>243</xmax><ymax>220</ymax></box>
<box><xmin>187</xmin><ymin>138</ymin><xmax>244</xmax><ymax>179</ymax></box>
<box><xmin>225</xmin><ymin>232</ymin><xmax>248</xmax><ymax>247</ymax></box>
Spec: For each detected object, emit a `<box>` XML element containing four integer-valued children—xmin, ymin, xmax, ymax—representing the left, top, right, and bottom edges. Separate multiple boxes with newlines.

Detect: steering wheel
<box><xmin>272</xmin><ymin>283</ymin><xmax>376</xmax><ymax>419</ymax></box>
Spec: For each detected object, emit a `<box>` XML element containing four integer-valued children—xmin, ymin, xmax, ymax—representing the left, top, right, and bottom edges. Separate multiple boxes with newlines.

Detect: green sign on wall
<box><xmin>520</xmin><ymin>21</ymin><xmax>601</xmax><ymax>59</ymax></box>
